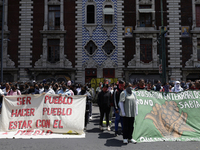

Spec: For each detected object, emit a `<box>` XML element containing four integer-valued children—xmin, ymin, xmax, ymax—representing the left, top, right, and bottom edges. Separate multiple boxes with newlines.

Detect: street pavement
<box><xmin>0</xmin><ymin>104</ymin><xmax>199</xmax><ymax>150</ymax></box>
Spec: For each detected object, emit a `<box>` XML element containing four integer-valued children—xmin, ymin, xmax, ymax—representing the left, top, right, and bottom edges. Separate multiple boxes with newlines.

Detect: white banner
<box><xmin>0</xmin><ymin>94</ymin><xmax>86</xmax><ymax>138</ymax></box>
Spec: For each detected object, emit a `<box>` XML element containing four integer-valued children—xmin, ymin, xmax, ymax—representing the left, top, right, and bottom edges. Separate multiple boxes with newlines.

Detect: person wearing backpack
<box><xmin>7</xmin><ymin>84</ymin><xmax>21</xmax><ymax>96</ymax></box>
<box><xmin>119</xmin><ymin>82</ymin><xmax>138</xmax><ymax>144</ymax></box>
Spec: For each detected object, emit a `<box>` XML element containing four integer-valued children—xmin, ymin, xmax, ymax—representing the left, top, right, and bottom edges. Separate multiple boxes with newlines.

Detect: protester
<box><xmin>2</xmin><ymin>82</ymin><xmax>10</xmax><ymax>96</ymax></box>
<box><xmin>161</xmin><ymin>82</ymin><xmax>169</xmax><ymax>92</ymax></box>
<box><xmin>78</xmin><ymin>85</ymin><xmax>92</xmax><ymax>130</ymax></box>
<box><xmin>113</xmin><ymin>80</ymin><xmax>124</xmax><ymax>136</ymax></box>
<box><xmin>42</xmin><ymin>82</ymin><xmax>55</xmax><ymax>94</ymax></box>
<box><xmin>7</xmin><ymin>83</ymin><xmax>21</xmax><ymax>96</ymax></box>
<box><xmin>119</xmin><ymin>82</ymin><xmax>138</xmax><ymax>144</ymax></box>
<box><xmin>0</xmin><ymin>88</ymin><xmax>4</xmax><ymax>110</ymax></box>
<box><xmin>135</xmin><ymin>79</ymin><xmax>146</xmax><ymax>90</ymax></box>
<box><xmin>57</xmin><ymin>84</ymin><xmax>71</xmax><ymax>96</ymax></box>
<box><xmin>27</xmin><ymin>83</ymin><xmax>39</xmax><ymax>94</ymax></box>
<box><xmin>171</xmin><ymin>81</ymin><xmax>183</xmax><ymax>92</ymax></box>
<box><xmin>97</xmin><ymin>84</ymin><xmax>112</xmax><ymax>131</ymax></box>
<box><xmin>155</xmin><ymin>80</ymin><xmax>162</xmax><ymax>91</ymax></box>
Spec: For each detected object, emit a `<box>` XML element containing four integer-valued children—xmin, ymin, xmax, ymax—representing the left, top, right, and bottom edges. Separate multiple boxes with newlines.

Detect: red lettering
<box><xmin>15</xmin><ymin>130</ymin><xmax>22</xmax><ymax>135</ymax></box>
<box><xmin>53</xmin><ymin>120</ymin><xmax>58</xmax><ymax>128</ymax></box>
<box><xmin>43</xmin><ymin>107</ymin><xmax>47</xmax><ymax>115</ymax></box>
<box><xmin>33</xmin><ymin>130</ymin><xmax>41</xmax><ymax>136</ymax></box>
<box><xmin>57</xmin><ymin>108</ymin><xmax>61</xmax><ymax>115</ymax></box>
<box><xmin>44</xmin><ymin>95</ymin><xmax>50</xmax><ymax>103</ymax></box>
<box><xmin>30</xmin><ymin>108</ymin><xmax>35</xmax><ymax>116</ymax></box>
<box><xmin>18</xmin><ymin>121</ymin><xmax>23</xmax><ymax>129</ymax></box>
<box><xmin>25</xmin><ymin>130</ymin><xmax>34</xmax><ymax>135</ymax></box>
<box><xmin>58</xmin><ymin>120</ymin><xmax>63</xmax><ymax>129</ymax></box>
<box><xmin>36</xmin><ymin>119</ymin><xmax>41</xmax><ymax>128</ymax></box>
<box><xmin>40</xmin><ymin>130</ymin><xmax>45</xmax><ymax>135</ymax></box>
<box><xmin>53</xmin><ymin>96</ymin><xmax>58</xmax><ymax>104</ymax></box>
<box><xmin>27</xmin><ymin>120</ymin><xmax>32</xmax><ymax>128</ymax></box>
<box><xmin>47</xmin><ymin>108</ymin><xmax>51</xmax><ymax>115</ymax></box>
<box><xmin>67</xmin><ymin>97</ymin><xmax>73</xmax><ymax>104</ymax></box>
<box><xmin>26</xmin><ymin>108</ymin><xmax>30</xmax><ymax>116</ymax></box>
<box><xmin>63</xmin><ymin>97</ymin><xmax>67</xmax><ymax>104</ymax></box>
<box><xmin>53</xmin><ymin>108</ymin><xmax>57</xmax><ymax>116</ymax></box>
<box><xmin>17</xmin><ymin>97</ymin><xmax>22</xmax><ymax>105</ymax></box>
<box><xmin>13</xmin><ymin>121</ymin><xmax>17</xmax><ymax>129</ymax></box>
<box><xmin>21</xmin><ymin>120</ymin><xmax>27</xmax><ymax>129</ymax></box>
<box><xmin>46</xmin><ymin>130</ymin><xmax>53</xmax><ymax>135</ymax></box>
<box><xmin>26</xmin><ymin>97</ymin><xmax>31</xmax><ymax>104</ymax></box>
<box><xmin>49</xmin><ymin>96</ymin><xmax>53</xmax><ymax>104</ymax></box>
<box><xmin>62</xmin><ymin>108</ymin><xmax>66</xmax><ymax>115</ymax></box>
<box><xmin>11</xmin><ymin>109</ymin><xmax>17</xmax><ymax>117</ymax></box>
<box><xmin>58</xmin><ymin>96</ymin><xmax>63</xmax><ymax>104</ymax></box>
<box><xmin>9</xmin><ymin>121</ymin><xmax>13</xmax><ymax>130</ymax></box>
<box><xmin>22</xmin><ymin>97</ymin><xmax>26</xmax><ymax>105</ymax></box>
<box><xmin>67</xmin><ymin>108</ymin><xmax>72</xmax><ymax>116</ymax></box>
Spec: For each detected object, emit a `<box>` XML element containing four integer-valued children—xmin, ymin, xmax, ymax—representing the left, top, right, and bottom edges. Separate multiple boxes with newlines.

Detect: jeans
<box><xmin>114</xmin><ymin>108</ymin><xmax>123</xmax><ymax>132</ymax></box>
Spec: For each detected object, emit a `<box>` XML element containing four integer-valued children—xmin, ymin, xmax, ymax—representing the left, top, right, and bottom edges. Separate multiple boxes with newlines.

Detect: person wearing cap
<box><xmin>171</xmin><ymin>81</ymin><xmax>183</xmax><ymax>93</ymax></box>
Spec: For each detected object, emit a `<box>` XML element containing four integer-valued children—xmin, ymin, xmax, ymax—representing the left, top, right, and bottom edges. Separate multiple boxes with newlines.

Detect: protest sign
<box><xmin>0</xmin><ymin>94</ymin><xmax>86</xmax><ymax>138</ymax></box>
<box><xmin>133</xmin><ymin>90</ymin><xmax>200</xmax><ymax>142</ymax></box>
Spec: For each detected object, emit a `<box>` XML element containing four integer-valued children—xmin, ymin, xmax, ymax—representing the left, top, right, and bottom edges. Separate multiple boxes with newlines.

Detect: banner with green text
<box><xmin>133</xmin><ymin>90</ymin><xmax>200</xmax><ymax>142</ymax></box>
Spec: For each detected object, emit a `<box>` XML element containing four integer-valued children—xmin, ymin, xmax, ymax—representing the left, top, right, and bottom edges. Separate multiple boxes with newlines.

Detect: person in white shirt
<box><xmin>42</xmin><ymin>82</ymin><xmax>55</xmax><ymax>94</ymax></box>
<box><xmin>58</xmin><ymin>84</ymin><xmax>71</xmax><ymax>96</ymax></box>
<box><xmin>171</xmin><ymin>81</ymin><xmax>183</xmax><ymax>93</ymax></box>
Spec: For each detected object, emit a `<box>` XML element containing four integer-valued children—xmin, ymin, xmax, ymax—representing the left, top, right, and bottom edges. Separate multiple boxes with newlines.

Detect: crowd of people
<box><xmin>0</xmin><ymin>78</ymin><xmax>199</xmax><ymax>144</ymax></box>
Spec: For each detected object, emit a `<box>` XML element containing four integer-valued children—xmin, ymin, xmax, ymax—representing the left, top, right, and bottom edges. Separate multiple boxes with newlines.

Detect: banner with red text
<box><xmin>0</xmin><ymin>94</ymin><xmax>86</xmax><ymax>138</ymax></box>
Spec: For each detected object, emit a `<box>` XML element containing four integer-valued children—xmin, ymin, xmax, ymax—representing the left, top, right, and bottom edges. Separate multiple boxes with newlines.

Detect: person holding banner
<box><xmin>42</xmin><ymin>82</ymin><xmax>55</xmax><ymax>94</ymax></box>
<box><xmin>119</xmin><ymin>82</ymin><xmax>138</xmax><ymax>144</ymax></box>
<box><xmin>78</xmin><ymin>85</ymin><xmax>92</xmax><ymax>130</ymax></box>
<box><xmin>7</xmin><ymin>84</ymin><xmax>21</xmax><ymax>96</ymax></box>
<box><xmin>58</xmin><ymin>84</ymin><xmax>71</xmax><ymax>96</ymax></box>
<box><xmin>97</xmin><ymin>84</ymin><xmax>112</xmax><ymax>131</ymax></box>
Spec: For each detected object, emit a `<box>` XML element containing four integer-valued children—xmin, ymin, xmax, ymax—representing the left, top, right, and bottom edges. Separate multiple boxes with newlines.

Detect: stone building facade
<box><xmin>0</xmin><ymin>0</ymin><xmax>200</xmax><ymax>83</ymax></box>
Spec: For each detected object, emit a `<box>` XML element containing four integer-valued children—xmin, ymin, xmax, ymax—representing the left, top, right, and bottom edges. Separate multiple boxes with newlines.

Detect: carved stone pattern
<box><xmin>82</xmin><ymin>58</ymin><xmax>99</xmax><ymax>69</ymax></box>
<box><xmin>101</xmin><ymin>58</ymin><xmax>117</xmax><ymax>68</ymax></box>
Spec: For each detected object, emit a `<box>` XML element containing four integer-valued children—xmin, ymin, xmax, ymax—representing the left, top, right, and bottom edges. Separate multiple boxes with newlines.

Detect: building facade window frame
<box><xmin>84</xmin><ymin>0</ymin><xmax>97</xmax><ymax>36</ymax></box>
<box><xmin>36</xmin><ymin>0</ymin><xmax>72</xmax><ymax>68</ymax></box>
<box><xmin>48</xmin><ymin>5</ymin><xmax>60</xmax><ymax>30</ymax></box>
<box><xmin>43</xmin><ymin>0</ymin><xmax>64</xmax><ymax>31</ymax></box>
<box><xmin>102</xmin><ymin>0</ymin><xmax>115</xmax><ymax>36</ymax></box>
<box><xmin>186</xmin><ymin>1</ymin><xmax>200</xmax><ymax>68</ymax></box>
<box><xmin>84</xmin><ymin>40</ymin><xmax>98</xmax><ymax>56</ymax></box>
<box><xmin>136</xmin><ymin>0</ymin><xmax>156</xmax><ymax>30</ymax></box>
<box><xmin>128</xmin><ymin>34</ymin><xmax>158</xmax><ymax>68</ymax></box>
<box><xmin>47</xmin><ymin>39</ymin><xmax>60</xmax><ymax>63</ymax></box>
<box><xmin>140</xmin><ymin>38</ymin><xmax>153</xmax><ymax>63</ymax></box>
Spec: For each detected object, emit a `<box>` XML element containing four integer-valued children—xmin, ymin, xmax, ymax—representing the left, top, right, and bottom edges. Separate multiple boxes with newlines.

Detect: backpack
<box><xmin>8</xmin><ymin>90</ymin><xmax>20</xmax><ymax>95</ymax></box>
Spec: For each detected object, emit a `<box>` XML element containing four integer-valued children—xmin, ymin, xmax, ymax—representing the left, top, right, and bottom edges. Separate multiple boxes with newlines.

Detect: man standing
<box><xmin>113</xmin><ymin>80</ymin><xmax>124</xmax><ymax>136</ymax></box>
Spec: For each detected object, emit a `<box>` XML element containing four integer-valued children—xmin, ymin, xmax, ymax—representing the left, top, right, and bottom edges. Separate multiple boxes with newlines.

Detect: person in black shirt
<box><xmin>97</xmin><ymin>84</ymin><xmax>111</xmax><ymax>131</ymax></box>
<box><xmin>113</xmin><ymin>80</ymin><xmax>124</xmax><ymax>136</ymax></box>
